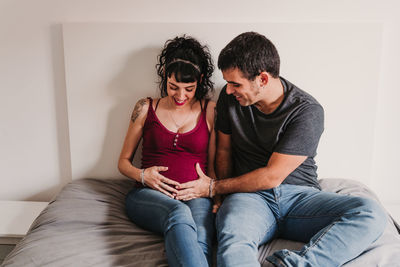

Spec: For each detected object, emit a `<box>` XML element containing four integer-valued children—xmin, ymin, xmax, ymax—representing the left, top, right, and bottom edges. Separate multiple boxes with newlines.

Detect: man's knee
<box><xmin>216</xmin><ymin>195</ymin><xmax>246</xmax><ymax>237</ymax></box>
<box><xmin>349</xmin><ymin>197</ymin><xmax>387</xmax><ymax>235</ymax></box>
<box><xmin>216</xmin><ymin>204</ymin><xmax>258</xmax><ymax>249</ymax></box>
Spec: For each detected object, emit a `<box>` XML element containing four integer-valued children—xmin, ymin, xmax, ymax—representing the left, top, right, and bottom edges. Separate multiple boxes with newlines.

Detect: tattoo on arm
<box><xmin>131</xmin><ymin>98</ymin><xmax>147</xmax><ymax>123</ymax></box>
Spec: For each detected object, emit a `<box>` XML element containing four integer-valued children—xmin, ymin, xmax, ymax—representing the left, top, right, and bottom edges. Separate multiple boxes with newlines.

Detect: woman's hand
<box><xmin>143</xmin><ymin>166</ymin><xmax>180</xmax><ymax>198</ymax></box>
<box><xmin>175</xmin><ymin>163</ymin><xmax>212</xmax><ymax>201</ymax></box>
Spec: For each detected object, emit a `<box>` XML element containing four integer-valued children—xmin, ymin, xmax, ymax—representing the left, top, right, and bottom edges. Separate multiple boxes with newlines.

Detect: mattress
<box><xmin>2</xmin><ymin>178</ymin><xmax>400</xmax><ymax>267</ymax></box>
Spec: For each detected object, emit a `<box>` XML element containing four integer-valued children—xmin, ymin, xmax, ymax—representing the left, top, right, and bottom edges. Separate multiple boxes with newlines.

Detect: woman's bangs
<box><xmin>167</xmin><ymin>62</ymin><xmax>199</xmax><ymax>83</ymax></box>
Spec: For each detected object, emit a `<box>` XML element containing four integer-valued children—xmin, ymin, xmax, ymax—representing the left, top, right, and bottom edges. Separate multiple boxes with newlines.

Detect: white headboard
<box><xmin>63</xmin><ymin>23</ymin><xmax>381</xmax><ymax>183</ymax></box>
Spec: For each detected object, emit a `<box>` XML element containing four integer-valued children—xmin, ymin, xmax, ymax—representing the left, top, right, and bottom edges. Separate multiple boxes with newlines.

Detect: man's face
<box><xmin>222</xmin><ymin>68</ymin><xmax>261</xmax><ymax>106</ymax></box>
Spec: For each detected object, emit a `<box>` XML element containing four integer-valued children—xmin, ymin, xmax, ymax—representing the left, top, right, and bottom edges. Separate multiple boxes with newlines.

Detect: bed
<box><xmin>2</xmin><ymin>177</ymin><xmax>400</xmax><ymax>267</ymax></box>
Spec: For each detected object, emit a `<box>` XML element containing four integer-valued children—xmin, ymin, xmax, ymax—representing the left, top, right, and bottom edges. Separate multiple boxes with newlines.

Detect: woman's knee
<box><xmin>165</xmin><ymin>202</ymin><xmax>197</xmax><ymax>233</ymax></box>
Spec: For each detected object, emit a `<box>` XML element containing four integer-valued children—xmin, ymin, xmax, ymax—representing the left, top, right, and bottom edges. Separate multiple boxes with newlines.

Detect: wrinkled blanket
<box><xmin>2</xmin><ymin>178</ymin><xmax>400</xmax><ymax>267</ymax></box>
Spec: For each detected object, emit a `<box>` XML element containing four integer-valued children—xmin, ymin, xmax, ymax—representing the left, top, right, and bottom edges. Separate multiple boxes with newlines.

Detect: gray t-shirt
<box><xmin>216</xmin><ymin>77</ymin><xmax>324</xmax><ymax>189</ymax></box>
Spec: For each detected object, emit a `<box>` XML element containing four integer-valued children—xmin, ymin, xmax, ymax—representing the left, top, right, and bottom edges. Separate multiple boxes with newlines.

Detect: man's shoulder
<box><xmin>281</xmin><ymin>77</ymin><xmax>323</xmax><ymax>109</ymax></box>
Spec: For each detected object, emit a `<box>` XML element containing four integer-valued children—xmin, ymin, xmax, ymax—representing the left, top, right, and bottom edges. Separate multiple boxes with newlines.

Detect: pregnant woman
<box><xmin>119</xmin><ymin>35</ymin><xmax>216</xmax><ymax>267</ymax></box>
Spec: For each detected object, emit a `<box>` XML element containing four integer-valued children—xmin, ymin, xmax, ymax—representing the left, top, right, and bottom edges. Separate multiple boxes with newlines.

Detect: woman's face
<box><xmin>166</xmin><ymin>73</ymin><xmax>197</xmax><ymax>108</ymax></box>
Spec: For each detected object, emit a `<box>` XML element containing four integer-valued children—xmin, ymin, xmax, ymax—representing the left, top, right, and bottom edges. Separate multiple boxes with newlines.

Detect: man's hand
<box><xmin>175</xmin><ymin>163</ymin><xmax>211</xmax><ymax>201</ymax></box>
<box><xmin>212</xmin><ymin>194</ymin><xmax>223</xmax><ymax>213</ymax></box>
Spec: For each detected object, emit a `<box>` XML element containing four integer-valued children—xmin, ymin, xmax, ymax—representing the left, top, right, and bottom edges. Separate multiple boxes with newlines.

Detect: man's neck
<box><xmin>254</xmin><ymin>77</ymin><xmax>284</xmax><ymax>114</ymax></box>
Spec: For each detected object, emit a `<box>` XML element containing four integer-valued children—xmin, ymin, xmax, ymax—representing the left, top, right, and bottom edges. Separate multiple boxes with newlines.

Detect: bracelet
<box><xmin>209</xmin><ymin>179</ymin><xmax>214</xmax><ymax>198</ymax></box>
<box><xmin>140</xmin><ymin>169</ymin><xmax>146</xmax><ymax>186</ymax></box>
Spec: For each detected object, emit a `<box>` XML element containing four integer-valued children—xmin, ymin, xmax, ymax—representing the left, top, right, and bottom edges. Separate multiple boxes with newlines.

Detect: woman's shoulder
<box><xmin>130</xmin><ymin>97</ymin><xmax>151</xmax><ymax>123</ymax></box>
<box><xmin>133</xmin><ymin>97</ymin><xmax>151</xmax><ymax>111</ymax></box>
<box><xmin>207</xmin><ymin>99</ymin><xmax>216</xmax><ymax>106</ymax></box>
<box><xmin>202</xmin><ymin>99</ymin><xmax>216</xmax><ymax>131</ymax></box>
<box><xmin>205</xmin><ymin>99</ymin><xmax>216</xmax><ymax>112</ymax></box>
<box><xmin>204</xmin><ymin>99</ymin><xmax>216</xmax><ymax>121</ymax></box>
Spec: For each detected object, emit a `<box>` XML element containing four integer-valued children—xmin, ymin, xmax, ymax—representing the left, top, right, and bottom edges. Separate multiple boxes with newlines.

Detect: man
<box><xmin>176</xmin><ymin>32</ymin><xmax>386</xmax><ymax>266</ymax></box>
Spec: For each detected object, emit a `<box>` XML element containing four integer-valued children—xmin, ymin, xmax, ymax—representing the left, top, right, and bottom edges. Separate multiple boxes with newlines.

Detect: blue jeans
<box><xmin>216</xmin><ymin>184</ymin><xmax>387</xmax><ymax>267</ymax></box>
<box><xmin>125</xmin><ymin>187</ymin><xmax>214</xmax><ymax>267</ymax></box>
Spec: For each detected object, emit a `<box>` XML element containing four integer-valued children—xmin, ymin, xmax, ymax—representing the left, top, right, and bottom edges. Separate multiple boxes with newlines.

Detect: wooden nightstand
<box><xmin>0</xmin><ymin>201</ymin><xmax>48</xmax><ymax>244</ymax></box>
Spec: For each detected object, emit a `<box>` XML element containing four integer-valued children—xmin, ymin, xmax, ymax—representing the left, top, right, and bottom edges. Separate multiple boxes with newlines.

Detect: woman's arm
<box><xmin>118</xmin><ymin>98</ymin><xmax>148</xmax><ymax>181</ymax></box>
<box><xmin>118</xmin><ymin>98</ymin><xmax>179</xmax><ymax>198</ymax></box>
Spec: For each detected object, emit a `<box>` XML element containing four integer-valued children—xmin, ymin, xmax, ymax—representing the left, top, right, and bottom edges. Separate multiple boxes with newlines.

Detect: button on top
<box><xmin>173</xmin><ymin>134</ymin><xmax>179</xmax><ymax>147</ymax></box>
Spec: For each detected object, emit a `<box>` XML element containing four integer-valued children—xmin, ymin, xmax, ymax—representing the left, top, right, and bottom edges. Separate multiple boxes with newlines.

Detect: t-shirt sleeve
<box><xmin>274</xmin><ymin>104</ymin><xmax>324</xmax><ymax>157</ymax></box>
<box><xmin>215</xmin><ymin>86</ymin><xmax>232</xmax><ymax>134</ymax></box>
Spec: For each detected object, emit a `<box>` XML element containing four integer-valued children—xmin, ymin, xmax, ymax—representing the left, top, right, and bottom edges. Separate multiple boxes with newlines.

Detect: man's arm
<box><xmin>176</xmin><ymin>143</ymin><xmax>307</xmax><ymax>200</ymax></box>
<box><xmin>216</xmin><ymin>131</ymin><xmax>232</xmax><ymax>179</ymax></box>
<box><xmin>211</xmin><ymin>152</ymin><xmax>307</xmax><ymax>196</ymax></box>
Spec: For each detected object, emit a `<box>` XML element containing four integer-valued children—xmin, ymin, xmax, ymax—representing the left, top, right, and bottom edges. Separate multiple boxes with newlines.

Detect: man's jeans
<box><xmin>216</xmin><ymin>184</ymin><xmax>387</xmax><ymax>267</ymax></box>
<box><xmin>125</xmin><ymin>187</ymin><xmax>214</xmax><ymax>267</ymax></box>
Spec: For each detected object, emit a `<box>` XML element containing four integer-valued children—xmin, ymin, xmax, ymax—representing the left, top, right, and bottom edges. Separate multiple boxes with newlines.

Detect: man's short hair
<box><xmin>218</xmin><ymin>32</ymin><xmax>280</xmax><ymax>80</ymax></box>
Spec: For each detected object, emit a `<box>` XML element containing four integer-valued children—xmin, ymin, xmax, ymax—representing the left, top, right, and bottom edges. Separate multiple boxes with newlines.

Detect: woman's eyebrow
<box><xmin>168</xmin><ymin>82</ymin><xmax>196</xmax><ymax>89</ymax></box>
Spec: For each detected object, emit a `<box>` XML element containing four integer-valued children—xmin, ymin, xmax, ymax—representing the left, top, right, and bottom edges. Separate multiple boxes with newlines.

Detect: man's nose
<box><xmin>226</xmin><ymin>85</ymin><xmax>235</xmax><ymax>95</ymax></box>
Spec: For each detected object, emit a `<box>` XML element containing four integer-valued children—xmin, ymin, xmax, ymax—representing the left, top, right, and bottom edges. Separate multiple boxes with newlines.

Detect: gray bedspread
<box><xmin>2</xmin><ymin>178</ymin><xmax>400</xmax><ymax>267</ymax></box>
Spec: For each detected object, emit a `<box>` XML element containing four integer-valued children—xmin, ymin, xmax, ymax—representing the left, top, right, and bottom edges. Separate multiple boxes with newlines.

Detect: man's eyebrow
<box><xmin>227</xmin><ymin>81</ymin><xmax>240</xmax><ymax>85</ymax></box>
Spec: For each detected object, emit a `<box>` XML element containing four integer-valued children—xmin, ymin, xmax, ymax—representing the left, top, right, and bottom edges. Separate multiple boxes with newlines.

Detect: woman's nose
<box><xmin>177</xmin><ymin>89</ymin><xmax>185</xmax><ymax>98</ymax></box>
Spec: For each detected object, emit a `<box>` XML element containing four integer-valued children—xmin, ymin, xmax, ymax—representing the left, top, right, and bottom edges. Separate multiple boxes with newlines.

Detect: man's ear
<box><xmin>259</xmin><ymin>72</ymin><xmax>269</xmax><ymax>86</ymax></box>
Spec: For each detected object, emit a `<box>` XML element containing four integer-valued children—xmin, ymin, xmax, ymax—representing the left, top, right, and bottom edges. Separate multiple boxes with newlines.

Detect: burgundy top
<box><xmin>141</xmin><ymin>98</ymin><xmax>210</xmax><ymax>183</ymax></box>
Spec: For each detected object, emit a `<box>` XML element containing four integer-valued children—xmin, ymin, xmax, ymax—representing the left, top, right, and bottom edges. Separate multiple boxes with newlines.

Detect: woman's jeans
<box><xmin>125</xmin><ymin>187</ymin><xmax>214</xmax><ymax>267</ymax></box>
<box><xmin>216</xmin><ymin>184</ymin><xmax>387</xmax><ymax>267</ymax></box>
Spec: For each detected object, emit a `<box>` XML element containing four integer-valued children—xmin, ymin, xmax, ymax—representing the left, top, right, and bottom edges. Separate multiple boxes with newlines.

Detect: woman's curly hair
<box><xmin>156</xmin><ymin>35</ymin><xmax>214</xmax><ymax>100</ymax></box>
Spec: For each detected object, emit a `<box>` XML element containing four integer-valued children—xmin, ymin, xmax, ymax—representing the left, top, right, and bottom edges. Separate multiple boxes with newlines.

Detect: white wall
<box><xmin>0</xmin><ymin>1</ymin><xmax>399</xmax><ymax>208</ymax></box>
